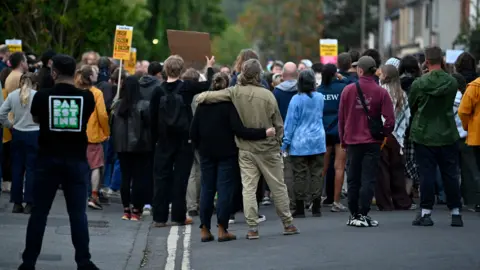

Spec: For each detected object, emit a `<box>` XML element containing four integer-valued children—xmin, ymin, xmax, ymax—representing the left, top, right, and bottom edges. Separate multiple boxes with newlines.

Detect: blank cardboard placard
<box><xmin>167</xmin><ymin>30</ymin><xmax>211</xmax><ymax>70</ymax></box>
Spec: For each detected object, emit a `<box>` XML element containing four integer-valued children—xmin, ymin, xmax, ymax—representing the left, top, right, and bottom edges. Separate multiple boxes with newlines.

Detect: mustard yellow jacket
<box><xmin>459</xmin><ymin>78</ymin><xmax>480</xmax><ymax>146</ymax></box>
<box><xmin>87</xmin><ymin>86</ymin><xmax>110</xmax><ymax>143</ymax></box>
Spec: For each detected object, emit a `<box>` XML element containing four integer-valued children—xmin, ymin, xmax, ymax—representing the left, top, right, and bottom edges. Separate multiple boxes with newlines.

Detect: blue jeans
<box><xmin>103</xmin><ymin>139</ymin><xmax>115</xmax><ymax>188</ymax></box>
<box><xmin>10</xmin><ymin>129</ymin><xmax>39</xmax><ymax>204</ymax></box>
<box><xmin>22</xmin><ymin>155</ymin><xmax>92</xmax><ymax>268</ymax></box>
<box><xmin>415</xmin><ymin>143</ymin><xmax>462</xmax><ymax>210</ymax></box>
<box><xmin>199</xmin><ymin>155</ymin><xmax>236</xmax><ymax>229</ymax></box>
<box><xmin>110</xmin><ymin>159</ymin><xmax>122</xmax><ymax>191</ymax></box>
<box><xmin>0</xmin><ymin>128</ymin><xmax>4</xmax><ymax>191</ymax></box>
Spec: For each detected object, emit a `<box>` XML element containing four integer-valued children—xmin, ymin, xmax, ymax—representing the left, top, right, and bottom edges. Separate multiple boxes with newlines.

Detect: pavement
<box><xmin>1</xmin><ymin>192</ymin><xmax>480</xmax><ymax>270</ymax></box>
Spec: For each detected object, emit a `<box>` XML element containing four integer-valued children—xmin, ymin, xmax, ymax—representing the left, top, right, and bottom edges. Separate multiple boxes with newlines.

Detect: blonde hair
<box><xmin>380</xmin><ymin>64</ymin><xmax>404</xmax><ymax>113</ymax></box>
<box><xmin>74</xmin><ymin>65</ymin><xmax>95</xmax><ymax>89</ymax></box>
<box><xmin>81</xmin><ymin>51</ymin><xmax>100</xmax><ymax>65</ymax></box>
<box><xmin>19</xmin><ymin>73</ymin><xmax>36</xmax><ymax>106</ymax></box>
<box><xmin>234</xmin><ymin>49</ymin><xmax>259</xmax><ymax>73</ymax></box>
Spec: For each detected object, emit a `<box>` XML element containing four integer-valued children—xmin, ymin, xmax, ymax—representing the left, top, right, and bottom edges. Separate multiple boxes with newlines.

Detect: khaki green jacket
<box><xmin>196</xmin><ymin>84</ymin><xmax>283</xmax><ymax>153</ymax></box>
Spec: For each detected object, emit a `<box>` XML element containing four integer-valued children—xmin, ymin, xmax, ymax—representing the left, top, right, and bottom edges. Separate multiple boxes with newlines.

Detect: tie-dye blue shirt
<box><xmin>281</xmin><ymin>92</ymin><xmax>326</xmax><ymax>156</ymax></box>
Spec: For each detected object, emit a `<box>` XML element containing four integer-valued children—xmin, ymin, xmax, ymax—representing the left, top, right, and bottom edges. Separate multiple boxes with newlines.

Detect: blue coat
<box><xmin>273</xmin><ymin>80</ymin><xmax>297</xmax><ymax>121</ymax></box>
<box><xmin>317</xmin><ymin>79</ymin><xmax>347</xmax><ymax>137</ymax></box>
<box><xmin>281</xmin><ymin>92</ymin><xmax>326</xmax><ymax>156</ymax></box>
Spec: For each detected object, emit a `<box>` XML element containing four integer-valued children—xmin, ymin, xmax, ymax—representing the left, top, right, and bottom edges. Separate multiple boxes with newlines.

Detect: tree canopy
<box><xmin>238</xmin><ymin>0</ymin><xmax>324</xmax><ymax>62</ymax></box>
<box><xmin>143</xmin><ymin>0</ymin><xmax>228</xmax><ymax>61</ymax></box>
<box><xmin>0</xmin><ymin>0</ymin><xmax>228</xmax><ymax>61</ymax></box>
<box><xmin>0</xmin><ymin>0</ymin><xmax>150</xmax><ymax>59</ymax></box>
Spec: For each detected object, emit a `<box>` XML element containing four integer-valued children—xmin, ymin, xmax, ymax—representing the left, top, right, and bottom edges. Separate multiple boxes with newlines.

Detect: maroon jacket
<box><xmin>338</xmin><ymin>76</ymin><xmax>395</xmax><ymax>146</ymax></box>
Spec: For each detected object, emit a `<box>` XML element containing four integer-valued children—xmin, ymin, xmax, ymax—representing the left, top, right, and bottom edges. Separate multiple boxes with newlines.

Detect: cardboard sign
<box><xmin>167</xmin><ymin>30</ymin><xmax>211</xmax><ymax>70</ymax></box>
<box><xmin>5</xmin><ymin>39</ymin><xmax>22</xmax><ymax>52</ymax></box>
<box><xmin>446</xmin><ymin>49</ymin><xmax>463</xmax><ymax>64</ymax></box>
<box><xmin>320</xmin><ymin>39</ymin><xmax>338</xmax><ymax>64</ymax></box>
<box><xmin>124</xmin><ymin>48</ymin><xmax>137</xmax><ymax>75</ymax></box>
<box><xmin>113</xmin><ymin>25</ymin><xmax>133</xmax><ymax>61</ymax></box>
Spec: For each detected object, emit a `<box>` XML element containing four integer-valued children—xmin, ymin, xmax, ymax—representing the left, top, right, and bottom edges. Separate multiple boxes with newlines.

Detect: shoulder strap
<box><xmin>355</xmin><ymin>82</ymin><xmax>370</xmax><ymax>116</ymax></box>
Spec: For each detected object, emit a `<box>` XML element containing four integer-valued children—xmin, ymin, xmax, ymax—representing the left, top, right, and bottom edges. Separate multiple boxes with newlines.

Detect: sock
<box><xmin>451</xmin><ymin>208</ymin><xmax>460</xmax><ymax>215</ymax></box>
<box><xmin>421</xmin><ymin>209</ymin><xmax>432</xmax><ymax>217</ymax></box>
<box><xmin>92</xmin><ymin>191</ymin><xmax>99</xmax><ymax>199</ymax></box>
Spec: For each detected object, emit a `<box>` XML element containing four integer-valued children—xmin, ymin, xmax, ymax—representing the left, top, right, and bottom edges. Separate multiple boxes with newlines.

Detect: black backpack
<box><xmin>157</xmin><ymin>82</ymin><xmax>190</xmax><ymax>134</ymax></box>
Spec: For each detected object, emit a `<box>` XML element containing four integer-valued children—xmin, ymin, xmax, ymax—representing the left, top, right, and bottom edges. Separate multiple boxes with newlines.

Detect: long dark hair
<box><xmin>321</xmin><ymin>64</ymin><xmax>337</xmax><ymax>86</ymax></box>
<box><xmin>297</xmin><ymin>69</ymin><xmax>316</xmax><ymax>97</ymax></box>
<box><xmin>117</xmin><ymin>76</ymin><xmax>141</xmax><ymax>117</ymax></box>
<box><xmin>399</xmin><ymin>55</ymin><xmax>421</xmax><ymax>78</ymax></box>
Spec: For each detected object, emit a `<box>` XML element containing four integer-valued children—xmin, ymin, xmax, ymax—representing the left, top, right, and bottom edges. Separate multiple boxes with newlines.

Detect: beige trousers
<box><xmin>238</xmin><ymin>150</ymin><xmax>293</xmax><ymax>227</ymax></box>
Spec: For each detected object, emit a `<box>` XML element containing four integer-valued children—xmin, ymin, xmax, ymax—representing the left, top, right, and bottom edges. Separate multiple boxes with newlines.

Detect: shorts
<box><xmin>87</xmin><ymin>143</ymin><xmax>105</xmax><ymax>169</ymax></box>
<box><xmin>326</xmin><ymin>135</ymin><xmax>340</xmax><ymax>147</ymax></box>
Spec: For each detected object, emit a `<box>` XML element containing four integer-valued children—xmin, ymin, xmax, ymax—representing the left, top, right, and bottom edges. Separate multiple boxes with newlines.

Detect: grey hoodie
<box><xmin>273</xmin><ymin>80</ymin><xmax>298</xmax><ymax>121</ymax></box>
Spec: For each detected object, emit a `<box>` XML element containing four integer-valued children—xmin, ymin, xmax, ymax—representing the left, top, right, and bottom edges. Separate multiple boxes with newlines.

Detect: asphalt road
<box><xmin>1</xmin><ymin>192</ymin><xmax>479</xmax><ymax>270</ymax></box>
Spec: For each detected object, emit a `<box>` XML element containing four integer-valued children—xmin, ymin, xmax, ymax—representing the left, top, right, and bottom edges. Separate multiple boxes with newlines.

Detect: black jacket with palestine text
<box><xmin>30</xmin><ymin>83</ymin><xmax>95</xmax><ymax>158</ymax></box>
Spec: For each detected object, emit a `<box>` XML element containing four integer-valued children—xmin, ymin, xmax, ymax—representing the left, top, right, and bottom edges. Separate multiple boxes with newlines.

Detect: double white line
<box><xmin>165</xmin><ymin>225</ymin><xmax>192</xmax><ymax>270</ymax></box>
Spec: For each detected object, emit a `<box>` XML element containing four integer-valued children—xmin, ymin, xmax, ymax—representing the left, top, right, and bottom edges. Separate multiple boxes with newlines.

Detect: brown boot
<box><xmin>201</xmin><ymin>225</ymin><xmax>214</xmax><ymax>242</ymax></box>
<box><xmin>218</xmin><ymin>224</ymin><xmax>236</xmax><ymax>242</ymax></box>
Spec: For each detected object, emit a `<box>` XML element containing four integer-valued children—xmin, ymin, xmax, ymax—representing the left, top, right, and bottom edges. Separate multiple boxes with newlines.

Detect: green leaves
<box><xmin>0</xmin><ymin>0</ymin><xmax>150</xmax><ymax>59</ymax></box>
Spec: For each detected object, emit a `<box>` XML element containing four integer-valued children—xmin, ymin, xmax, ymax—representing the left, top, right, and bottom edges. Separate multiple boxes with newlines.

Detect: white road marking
<box><xmin>182</xmin><ymin>224</ymin><xmax>192</xmax><ymax>270</ymax></box>
<box><xmin>165</xmin><ymin>226</ymin><xmax>179</xmax><ymax>270</ymax></box>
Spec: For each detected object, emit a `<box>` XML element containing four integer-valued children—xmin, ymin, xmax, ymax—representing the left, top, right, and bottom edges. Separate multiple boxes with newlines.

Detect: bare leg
<box><xmin>333</xmin><ymin>144</ymin><xmax>347</xmax><ymax>203</ymax></box>
<box><xmin>91</xmin><ymin>168</ymin><xmax>101</xmax><ymax>199</ymax></box>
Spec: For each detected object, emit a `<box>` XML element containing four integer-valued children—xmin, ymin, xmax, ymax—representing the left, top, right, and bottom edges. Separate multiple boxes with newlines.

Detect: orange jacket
<box><xmin>459</xmin><ymin>78</ymin><xmax>480</xmax><ymax>146</ymax></box>
<box><xmin>86</xmin><ymin>86</ymin><xmax>110</xmax><ymax>143</ymax></box>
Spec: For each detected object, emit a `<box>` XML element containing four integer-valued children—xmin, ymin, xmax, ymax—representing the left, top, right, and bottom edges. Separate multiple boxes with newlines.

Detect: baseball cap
<box><xmin>385</xmin><ymin>57</ymin><xmax>400</xmax><ymax>69</ymax></box>
<box><xmin>356</xmin><ymin>56</ymin><xmax>377</xmax><ymax>72</ymax></box>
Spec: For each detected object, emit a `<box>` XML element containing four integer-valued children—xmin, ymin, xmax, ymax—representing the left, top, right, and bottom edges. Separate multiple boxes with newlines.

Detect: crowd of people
<box><xmin>0</xmin><ymin>42</ymin><xmax>478</xmax><ymax>269</ymax></box>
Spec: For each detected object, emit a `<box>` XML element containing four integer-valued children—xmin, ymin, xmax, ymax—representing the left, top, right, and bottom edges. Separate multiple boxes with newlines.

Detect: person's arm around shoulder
<box><xmin>281</xmin><ymin>96</ymin><xmax>298</xmax><ymax>152</ymax></box>
<box><xmin>458</xmin><ymin>84</ymin><xmax>478</xmax><ymax>131</ymax></box>
<box><xmin>229</xmin><ymin>103</ymin><xmax>270</xmax><ymax>141</ymax></box>
<box><xmin>381</xmin><ymin>88</ymin><xmax>395</xmax><ymax>136</ymax></box>
<box><xmin>195</xmin><ymin>86</ymin><xmax>234</xmax><ymax>105</ymax></box>
<box><xmin>94</xmin><ymin>89</ymin><xmax>110</xmax><ymax>137</ymax></box>
<box><xmin>0</xmin><ymin>93</ymin><xmax>13</xmax><ymax>128</ymax></box>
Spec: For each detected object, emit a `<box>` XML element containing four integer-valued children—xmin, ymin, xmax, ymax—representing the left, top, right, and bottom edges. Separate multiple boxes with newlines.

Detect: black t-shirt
<box><xmin>31</xmin><ymin>83</ymin><xmax>95</xmax><ymax>159</ymax></box>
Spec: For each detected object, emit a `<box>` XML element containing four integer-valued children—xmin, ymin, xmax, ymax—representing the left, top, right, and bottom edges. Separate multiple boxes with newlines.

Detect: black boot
<box><xmin>292</xmin><ymin>200</ymin><xmax>305</xmax><ymax>218</ymax></box>
<box><xmin>312</xmin><ymin>198</ymin><xmax>322</xmax><ymax>217</ymax></box>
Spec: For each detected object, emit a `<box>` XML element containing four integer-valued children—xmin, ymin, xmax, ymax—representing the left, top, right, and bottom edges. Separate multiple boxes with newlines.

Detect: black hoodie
<box><xmin>139</xmin><ymin>75</ymin><xmax>161</xmax><ymax>101</ymax></box>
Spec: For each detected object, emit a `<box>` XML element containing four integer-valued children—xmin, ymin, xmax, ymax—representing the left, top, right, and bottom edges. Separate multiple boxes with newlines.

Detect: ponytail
<box><xmin>321</xmin><ymin>64</ymin><xmax>336</xmax><ymax>86</ymax></box>
<box><xmin>19</xmin><ymin>73</ymin><xmax>35</xmax><ymax>106</ymax></box>
<box><xmin>74</xmin><ymin>65</ymin><xmax>94</xmax><ymax>89</ymax></box>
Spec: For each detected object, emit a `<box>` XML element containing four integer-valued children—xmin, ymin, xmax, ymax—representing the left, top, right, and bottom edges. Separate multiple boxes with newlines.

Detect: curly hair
<box><xmin>233</xmin><ymin>49</ymin><xmax>259</xmax><ymax>74</ymax></box>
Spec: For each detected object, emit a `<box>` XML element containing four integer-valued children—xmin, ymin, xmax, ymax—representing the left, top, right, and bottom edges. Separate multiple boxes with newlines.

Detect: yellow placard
<box><xmin>113</xmin><ymin>25</ymin><xmax>133</xmax><ymax>61</ymax></box>
<box><xmin>5</xmin><ymin>39</ymin><xmax>22</xmax><ymax>52</ymax></box>
<box><xmin>319</xmin><ymin>39</ymin><xmax>338</xmax><ymax>57</ymax></box>
<box><xmin>124</xmin><ymin>48</ymin><xmax>137</xmax><ymax>75</ymax></box>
